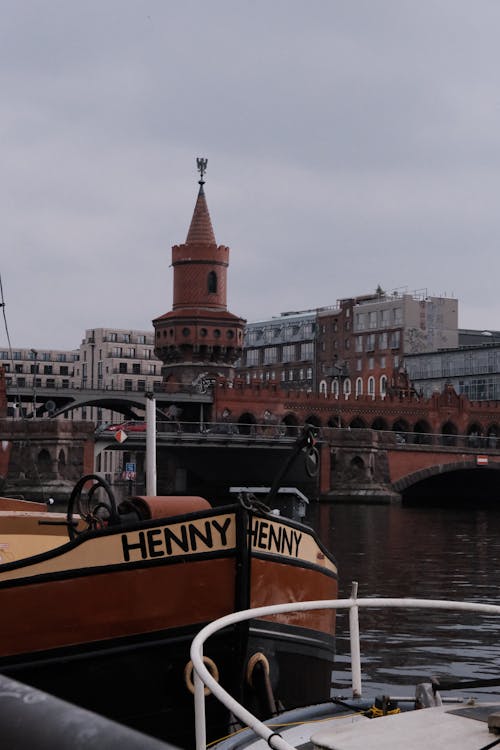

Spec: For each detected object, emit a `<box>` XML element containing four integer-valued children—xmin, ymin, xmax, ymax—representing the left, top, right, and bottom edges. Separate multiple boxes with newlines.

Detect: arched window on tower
<box><xmin>207</xmin><ymin>271</ymin><xmax>217</xmax><ymax>294</ymax></box>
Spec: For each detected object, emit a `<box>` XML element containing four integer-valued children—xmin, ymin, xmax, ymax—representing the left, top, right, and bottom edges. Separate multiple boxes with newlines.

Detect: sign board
<box><xmin>477</xmin><ymin>456</ymin><xmax>488</xmax><ymax>466</ymax></box>
<box><xmin>125</xmin><ymin>462</ymin><xmax>136</xmax><ymax>472</ymax></box>
<box><xmin>115</xmin><ymin>430</ymin><xmax>127</xmax><ymax>444</ymax></box>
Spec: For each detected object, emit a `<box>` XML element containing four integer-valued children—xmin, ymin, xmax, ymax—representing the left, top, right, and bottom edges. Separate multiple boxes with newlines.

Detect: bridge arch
<box><xmin>350</xmin><ymin>417</ymin><xmax>367</xmax><ymax>429</ymax></box>
<box><xmin>413</xmin><ymin>419</ymin><xmax>432</xmax><ymax>444</ymax></box>
<box><xmin>441</xmin><ymin>420</ymin><xmax>458</xmax><ymax>446</ymax></box>
<box><xmin>393</xmin><ymin>460</ymin><xmax>500</xmax><ymax>503</ymax></box>
<box><xmin>305</xmin><ymin>414</ymin><xmax>322</xmax><ymax>428</ymax></box>
<box><xmin>393</xmin><ymin>418</ymin><xmax>409</xmax><ymax>433</ymax></box>
<box><xmin>372</xmin><ymin>417</ymin><xmax>389</xmax><ymax>431</ymax></box>
<box><xmin>238</xmin><ymin>411</ymin><xmax>257</xmax><ymax>435</ymax></box>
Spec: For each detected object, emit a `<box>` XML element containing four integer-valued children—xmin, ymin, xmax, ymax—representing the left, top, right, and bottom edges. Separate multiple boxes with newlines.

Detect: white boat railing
<box><xmin>190</xmin><ymin>582</ymin><xmax>500</xmax><ymax>750</ymax></box>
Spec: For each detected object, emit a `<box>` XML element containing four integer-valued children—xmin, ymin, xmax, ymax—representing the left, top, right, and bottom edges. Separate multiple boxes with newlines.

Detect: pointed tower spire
<box><xmin>153</xmin><ymin>159</ymin><xmax>246</xmax><ymax>391</ymax></box>
<box><xmin>186</xmin><ymin>158</ymin><xmax>216</xmax><ymax>245</ymax></box>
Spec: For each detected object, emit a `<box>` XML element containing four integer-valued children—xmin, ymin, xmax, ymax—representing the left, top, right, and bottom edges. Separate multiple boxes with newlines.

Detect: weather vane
<box><xmin>196</xmin><ymin>157</ymin><xmax>208</xmax><ymax>185</ymax></box>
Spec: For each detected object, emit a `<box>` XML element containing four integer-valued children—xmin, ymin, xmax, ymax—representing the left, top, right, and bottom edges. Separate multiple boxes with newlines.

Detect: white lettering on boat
<box><xmin>248</xmin><ymin>519</ymin><xmax>302</xmax><ymax>558</ymax></box>
<box><xmin>121</xmin><ymin>516</ymin><xmax>234</xmax><ymax>562</ymax></box>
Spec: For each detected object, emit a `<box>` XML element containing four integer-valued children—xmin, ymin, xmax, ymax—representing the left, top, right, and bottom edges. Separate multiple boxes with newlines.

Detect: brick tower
<box><xmin>153</xmin><ymin>160</ymin><xmax>245</xmax><ymax>389</ymax></box>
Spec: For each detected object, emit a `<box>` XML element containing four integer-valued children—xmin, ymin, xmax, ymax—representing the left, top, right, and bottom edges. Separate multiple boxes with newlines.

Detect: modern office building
<box><xmin>405</xmin><ymin>330</ymin><xmax>500</xmax><ymax>401</ymax></box>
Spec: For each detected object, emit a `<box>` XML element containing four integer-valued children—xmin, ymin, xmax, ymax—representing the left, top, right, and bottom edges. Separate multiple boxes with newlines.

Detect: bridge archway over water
<box><xmin>394</xmin><ymin>460</ymin><xmax>500</xmax><ymax>505</ymax></box>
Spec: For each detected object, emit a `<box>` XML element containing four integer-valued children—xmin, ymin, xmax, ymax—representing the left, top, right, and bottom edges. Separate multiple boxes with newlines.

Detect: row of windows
<box><xmin>1</xmin><ymin>350</ymin><xmax>78</xmax><ymax>362</ymax></box>
<box><xmin>3</xmin><ymin>364</ymin><xmax>72</xmax><ymax>376</ymax></box>
<box><xmin>101</xmin><ymin>333</ymin><xmax>150</xmax><ymax>345</ymax></box>
<box><xmin>319</xmin><ymin>375</ymin><xmax>389</xmax><ymax>398</ymax></box>
<box><xmin>246</xmin><ymin>342</ymin><xmax>314</xmax><ymax>366</ymax></box>
<box><xmin>244</xmin><ymin>367</ymin><xmax>314</xmax><ymax>384</ymax></box>
<box><xmin>246</xmin><ymin>321</ymin><xmax>316</xmax><ymax>345</ymax></box>
<box><xmin>355</xmin><ymin>307</ymin><xmax>403</xmax><ymax>331</ymax></box>
<box><xmin>355</xmin><ymin>331</ymin><xmax>401</xmax><ymax>352</ymax></box>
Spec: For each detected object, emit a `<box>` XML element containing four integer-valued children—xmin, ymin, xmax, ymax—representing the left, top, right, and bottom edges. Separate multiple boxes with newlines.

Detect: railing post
<box><xmin>349</xmin><ymin>581</ymin><xmax>362</xmax><ymax>698</ymax></box>
<box><xmin>194</xmin><ymin>664</ymin><xmax>207</xmax><ymax>750</ymax></box>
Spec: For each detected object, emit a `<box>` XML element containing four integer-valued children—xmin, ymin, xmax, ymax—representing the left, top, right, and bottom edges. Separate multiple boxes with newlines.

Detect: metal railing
<box><xmin>190</xmin><ymin>583</ymin><xmax>500</xmax><ymax>750</ymax></box>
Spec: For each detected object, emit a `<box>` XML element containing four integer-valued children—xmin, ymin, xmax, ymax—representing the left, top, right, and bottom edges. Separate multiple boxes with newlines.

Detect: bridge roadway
<box><xmin>7</xmin><ymin>384</ymin><xmax>212</xmax><ymax>419</ymax></box>
<box><xmin>96</xmin><ymin>422</ymin><xmax>500</xmax><ymax>502</ymax></box>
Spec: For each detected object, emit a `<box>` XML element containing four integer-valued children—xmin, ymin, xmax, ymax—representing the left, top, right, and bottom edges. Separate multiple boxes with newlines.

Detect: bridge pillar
<box><xmin>0</xmin><ymin>419</ymin><xmax>95</xmax><ymax>504</ymax></box>
<box><xmin>324</xmin><ymin>428</ymin><xmax>400</xmax><ymax>504</ymax></box>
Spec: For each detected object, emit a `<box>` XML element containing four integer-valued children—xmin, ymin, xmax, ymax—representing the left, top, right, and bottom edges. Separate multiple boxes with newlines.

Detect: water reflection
<box><xmin>306</xmin><ymin>503</ymin><xmax>500</xmax><ymax>700</ymax></box>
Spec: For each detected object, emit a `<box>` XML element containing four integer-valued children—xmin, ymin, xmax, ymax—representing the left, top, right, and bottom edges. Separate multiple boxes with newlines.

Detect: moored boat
<box><xmin>0</xmin><ymin>462</ymin><xmax>337</xmax><ymax>748</ymax></box>
<box><xmin>190</xmin><ymin>589</ymin><xmax>500</xmax><ymax>750</ymax></box>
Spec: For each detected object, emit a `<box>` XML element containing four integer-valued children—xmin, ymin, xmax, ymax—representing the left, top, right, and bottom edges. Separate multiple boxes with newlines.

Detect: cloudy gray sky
<box><xmin>2</xmin><ymin>1</ymin><xmax>500</xmax><ymax>349</ymax></box>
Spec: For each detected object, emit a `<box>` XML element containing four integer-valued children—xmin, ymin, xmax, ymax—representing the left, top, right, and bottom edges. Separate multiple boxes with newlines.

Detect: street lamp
<box><xmin>30</xmin><ymin>349</ymin><xmax>38</xmax><ymax>418</ymax></box>
<box><xmin>333</xmin><ymin>362</ymin><xmax>349</xmax><ymax>427</ymax></box>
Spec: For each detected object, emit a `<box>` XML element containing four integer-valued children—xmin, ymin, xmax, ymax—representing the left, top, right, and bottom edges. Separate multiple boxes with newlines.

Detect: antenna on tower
<box><xmin>196</xmin><ymin>157</ymin><xmax>208</xmax><ymax>185</ymax></box>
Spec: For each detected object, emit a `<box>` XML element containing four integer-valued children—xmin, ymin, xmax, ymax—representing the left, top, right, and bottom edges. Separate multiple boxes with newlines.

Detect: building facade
<box><xmin>237</xmin><ymin>310</ymin><xmax>317</xmax><ymax>391</ymax></box>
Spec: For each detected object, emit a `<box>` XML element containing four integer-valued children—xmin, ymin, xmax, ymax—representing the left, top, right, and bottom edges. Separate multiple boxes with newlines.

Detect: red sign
<box><xmin>115</xmin><ymin>429</ymin><xmax>128</xmax><ymax>444</ymax></box>
<box><xmin>477</xmin><ymin>456</ymin><xmax>488</xmax><ymax>466</ymax></box>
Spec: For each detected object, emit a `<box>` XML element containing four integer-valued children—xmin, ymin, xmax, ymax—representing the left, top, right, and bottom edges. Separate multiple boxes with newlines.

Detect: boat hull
<box><xmin>0</xmin><ymin>503</ymin><xmax>337</xmax><ymax>748</ymax></box>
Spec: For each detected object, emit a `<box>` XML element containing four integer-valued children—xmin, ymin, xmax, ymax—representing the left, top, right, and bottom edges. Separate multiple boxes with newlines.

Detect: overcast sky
<box><xmin>2</xmin><ymin>1</ymin><xmax>500</xmax><ymax>349</ymax></box>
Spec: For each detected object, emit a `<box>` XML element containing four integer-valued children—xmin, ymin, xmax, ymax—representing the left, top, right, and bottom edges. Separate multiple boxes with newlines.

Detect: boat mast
<box><xmin>145</xmin><ymin>392</ymin><xmax>157</xmax><ymax>495</ymax></box>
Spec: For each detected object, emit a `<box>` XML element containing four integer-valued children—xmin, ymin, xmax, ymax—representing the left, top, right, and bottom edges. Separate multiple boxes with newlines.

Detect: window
<box><xmin>356</xmin><ymin>358</ymin><xmax>362</xmax><ymax>371</ymax></box>
<box><xmin>137</xmin><ymin>335</ymin><xmax>146</xmax><ymax>344</ymax></box>
<box><xmin>59</xmin><ymin>366</ymin><xmax>69</xmax><ymax>375</ymax></box>
<box><xmin>13</xmin><ymin>352</ymin><xmax>21</xmax><ymax>360</ymax></box>
<box><xmin>355</xmin><ymin>336</ymin><xmax>363</xmax><ymax>353</ymax></box>
<box><xmin>43</xmin><ymin>365</ymin><xmax>53</xmax><ymax>375</ymax></box>
<box><xmin>132</xmin><ymin>363</ymin><xmax>141</xmax><ymax>374</ymax></box>
<box><xmin>207</xmin><ymin>271</ymin><xmax>217</xmax><ymax>293</ymax></box>
<box><xmin>379</xmin><ymin>332</ymin><xmax>388</xmax><ymax>350</ymax></box>
<box><xmin>112</xmin><ymin>347</ymin><xmax>123</xmax><ymax>357</ymax></box>
<box><xmin>143</xmin><ymin>349</ymin><xmax>152</xmax><ymax>359</ymax></box>
<box><xmin>300</xmin><ymin>342</ymin><xmax>313</xmax><ymax>360</ymax></box>
<box><xmin>46</xmin><ymin>378</ymin><xmax>55</xmax><ymax>388</ymax></box>
<box><xmin>17</xmin><ymin>377</ymin><xmax>26</xmax><ymax>386</ymax></box>
<box><xmin>380</xmin><ymin>375</ymin><xmax>388</xmax><ymax>396</ymax></box>
<box><xmin>355</xmin><ymin>377</ymin><xmax>363</xmax><ymax>396</ymax></box>
<box><xmin>109</xmin><ymin>332</ymin><xmax>117</xmax><ymax>342</ymax></box>
<box><xmin>380</xmin><ymin>355</ymin><xmax>386</xmax><ymax>368</ymax></box>
<box><xmin>390</xmin><ymin>331</ymin><xmax>401</xmax><ymax>349</ymax></box>
<box><xmin>356</xmin><ymin>313</ymin><xmax>365</xmax><ymax>330</ymax></box>
<box><xmin>368</xmin><ymin>376</ymin><xmax>375</xmax><ymax>397</ymax></box>
<box><xmin>264</xmin><ymin>347</ymin><xmax>278</xmax><ymax>364</ymax></box>
<box><xmin>15</xmin><ymin>364</ymin><xmax>23</xmax><ymax>373</ymax></box>
<box><xmin>366</xmin><ymin>334</ymin><xmax>375</xmax><ymax>351</ymax></box>
<box><xmin>306</xmin><ymin>367</ymin><xmax>313</xmax><ymax>379</ymax></box>
<box><xmin>368</xmin><ymin>311</ymin><xmax>377</xmax><ymax>329</ymax></box>
<box><xmin>246</xmin><ymin>349</ymin><xmax>260</xmax><ymax>366</ymax></box>
<box><xmin>124</xmin><ymin>380</ymin><xmax>133</xmax><ymax>391</ymax></box>
<box><xmin>138</xmin><ymin>380</ymin><xmax>146</xmax><ymax>391</ymax></box>
<box><xmin>57</xmin><ymin>353</ymin><xmax>67</xmax><ymax>362</ymax></box>
<box><xmin>122</xmin><ymin>334</ymin><xmax>131</xmax><ymax>343</ymax></box>
<box><xmin>282</xmin><ymin>344</ymin><xmax>296</xmax><ymax>362</ymax></box>
<box><xmin>368</xmin><ymin>357</ymin><xmax>374</xmax><ymax>370</ymax></box>
<box><xmin>148</xmin><ymin>364</ymin><xmax>156</xmax><ymax>374</ymax></box>
<box><xmin>119</xmin><ymin>362</ymin><xmax>128</xmax><ymax>374</ymax></box>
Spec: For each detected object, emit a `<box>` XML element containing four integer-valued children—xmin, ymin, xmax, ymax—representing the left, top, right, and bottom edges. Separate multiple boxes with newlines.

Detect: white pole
<box><xmin>349</xmin><ymin>581</ymin><xmax>362</xmax><ymax>698</ymax></box>
<box><xmin>145</xmin><ymin>392</ymin><xmax>157</xmax><ymax>496</ymax></box>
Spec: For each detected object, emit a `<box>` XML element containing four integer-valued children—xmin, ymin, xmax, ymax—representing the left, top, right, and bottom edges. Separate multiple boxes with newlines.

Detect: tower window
<box><xmin>207</xmin><ymin>271</ymin><xmax>217</xmax><ymax>294</ymax></box>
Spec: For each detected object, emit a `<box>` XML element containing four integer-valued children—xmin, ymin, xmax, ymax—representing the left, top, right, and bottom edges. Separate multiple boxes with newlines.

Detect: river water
<box><xmin>306</xmin><ymin>502</ymin><xmax>500</xmax><ymax>703</ymax></box>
